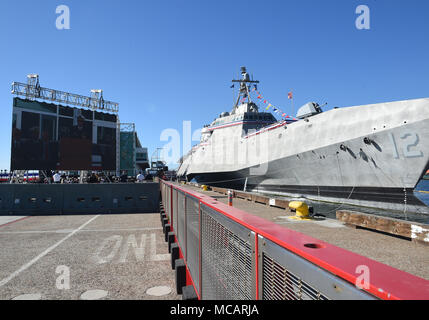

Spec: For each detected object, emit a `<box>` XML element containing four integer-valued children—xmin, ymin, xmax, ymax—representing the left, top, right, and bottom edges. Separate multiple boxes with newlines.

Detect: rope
<box><xmin>311</xmin><ymin>186</ymin><xmax>356</xmax><ymax>215</ymax></box>
<box><xmin>311</xmin><ymin>153</ymin><xmax>355</xmax><ymax>215</ymax></box>
<box><xmin>182</xmin><ymin>137</ymin><xmax>423</xmax><ymax>216</ymax></box>
<box><xmin>183</xmin><ymin>156</ymin><xmax>358</xmax><ymax>215</ymax></box>
<box><xmin>404</xmin><ymin>187</ymin><xmax>408</xmax><ymax>221</ymax></box>
<box><xmin>363</xmin><ymin>137</ymin><xmax>414</xmax><ymax>217</ymax></box>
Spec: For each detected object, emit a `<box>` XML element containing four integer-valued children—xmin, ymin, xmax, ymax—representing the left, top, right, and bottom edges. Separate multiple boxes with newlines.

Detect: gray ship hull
<box><xmin>181</xmin><ymin>98</ymin><xmax>429</xmax><ymax>214</ymax></box>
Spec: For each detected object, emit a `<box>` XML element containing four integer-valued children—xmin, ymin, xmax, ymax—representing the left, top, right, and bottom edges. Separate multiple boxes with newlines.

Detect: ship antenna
<box><xmin>231</xmin><ymin>66</ymin><xmax>260</xmax><ymax>111</ymax></box>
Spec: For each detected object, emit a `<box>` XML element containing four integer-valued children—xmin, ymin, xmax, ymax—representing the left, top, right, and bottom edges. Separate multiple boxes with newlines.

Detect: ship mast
<box><xmin>231</xmin><ymin>67</ymin><xmax>259</xmax><ymax>112</ymax></box>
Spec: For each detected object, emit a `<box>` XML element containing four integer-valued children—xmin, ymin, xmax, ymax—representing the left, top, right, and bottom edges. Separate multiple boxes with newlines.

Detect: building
<box><xmin>136</xmin><ymin>145</ymin><xmax>149</xmax><ymax>173</ymax></box>
<box><xmin>119</xmin><ymin>126</ymin><xmax>149</xmax><ymax>176</ymax></box>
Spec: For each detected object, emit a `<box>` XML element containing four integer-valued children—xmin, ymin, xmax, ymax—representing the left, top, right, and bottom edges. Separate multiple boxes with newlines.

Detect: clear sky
<box><xmin>0</xmin><ymin>0</ymin><xmax>428</xmax><ymax>170</ymax></box>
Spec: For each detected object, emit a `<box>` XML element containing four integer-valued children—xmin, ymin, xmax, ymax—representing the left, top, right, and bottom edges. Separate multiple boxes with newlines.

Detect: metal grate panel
<box><xmin>163</xmin><ymin>185</ymin><xmax>167</xmax><ymax>214</ymax></box>
<box><xmin>173</xmin><ymin>188</ymin><xmax>178</xmax><ymax>234</ymax></box>
<box><xmin>164</xmin><ymin>185</ymin><xmax>167</xmax><ymax>218</ymax></box>
<box><xmin>161</xmin><ymin>184</ymin><xmax>164</xmax><ymax>208</ymax></box>
<box><xmin>177</xmin><ymin>191</ymin><xmax>186</xmax><ymax>259</ymax></box>
<box><xmin>186</xmin><ymin>196</ymin><xmax>200</xmax><ymax>293</ymax></box>
<box><xmin>262</xmin><ymin>253</ymin><xmax>328</xmax><ymax>300</ymax></box>
<box><xmin>167</xmin><ymin>186</ymin><xmax>172</xmax><ymax>221</ymax></box>
<box><xmin>201</xmin><ymin>204</ymin><xmax>255</xmax><ymax>300</ymax></box>
<box><xmin>259</xmin><ymin>237</ymin><xmax>376</xmax><ymax>300</ymax></box>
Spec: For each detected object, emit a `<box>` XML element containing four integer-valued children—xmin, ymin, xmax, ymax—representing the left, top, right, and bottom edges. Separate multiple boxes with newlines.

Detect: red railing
<box><xmin>161</xmin><ymin>180</ymin><xmax>429</xmax><ymax>300</ymax></box>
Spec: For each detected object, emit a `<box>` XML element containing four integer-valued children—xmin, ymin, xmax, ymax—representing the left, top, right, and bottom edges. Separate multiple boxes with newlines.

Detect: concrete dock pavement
<box><xmin>183</xmin><ymin>183</ymin><xmax>429</xmax><ymax>281</ymax></box>
<box><xmin>0</xmin><ymin>213</ymin><xmax>179</xmax><ymax>300</ymax></box>
<box><xmin>0</xmin><ymin>216</ymin><xmax>30</xmax><ymax>228</ymax></box>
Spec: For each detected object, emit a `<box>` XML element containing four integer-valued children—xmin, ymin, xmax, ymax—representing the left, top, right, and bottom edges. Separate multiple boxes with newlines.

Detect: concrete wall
<box><xmin>0</xmin><ymin>183</ymin><xmax>160</xmax><ymax>215</ymax></box>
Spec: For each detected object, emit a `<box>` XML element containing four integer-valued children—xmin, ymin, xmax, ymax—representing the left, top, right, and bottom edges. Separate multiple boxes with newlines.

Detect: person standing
<box><xmin>120</xmin><ymin>171</ymin><xmax>128</xmax><ymax>183</ymax></box>
<box><xmin>53</xmin><ymin>171</ymin><xmax>61</xmax><ymax>184</ymax></box>
<box><xmin>136</xmin><ymin>172</ymin><xmax>144</xmax><ymax>183</ymax></box>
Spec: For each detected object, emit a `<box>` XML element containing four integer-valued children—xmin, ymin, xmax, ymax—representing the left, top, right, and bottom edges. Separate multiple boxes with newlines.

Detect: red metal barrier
<box><xmin>161</xmin><ymin>181</ymin><xmax>429</xmax><ymax>300</ymax></box>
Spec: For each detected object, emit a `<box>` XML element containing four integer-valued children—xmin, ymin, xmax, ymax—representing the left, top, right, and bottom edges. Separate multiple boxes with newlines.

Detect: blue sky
<box><xmin>0</xmin><ymin>0</ymin><xmax>428</xmax><ymax>170</ymax></box>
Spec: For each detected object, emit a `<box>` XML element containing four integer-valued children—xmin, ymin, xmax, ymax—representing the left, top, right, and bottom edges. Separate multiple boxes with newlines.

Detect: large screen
<box><xmin>11</xmin><ymin>98</ymin><xmax>117</xmax><ymax>170</ymax></box>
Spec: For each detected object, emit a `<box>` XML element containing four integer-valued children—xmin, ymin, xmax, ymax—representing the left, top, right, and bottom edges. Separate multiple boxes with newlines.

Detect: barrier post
<box><xmin>228</xmin><ymin>189</ymin><xmax>233</xmax><ymax>206</ymax></box>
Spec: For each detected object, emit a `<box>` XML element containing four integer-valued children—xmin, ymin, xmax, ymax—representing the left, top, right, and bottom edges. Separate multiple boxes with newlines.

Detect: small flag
<box><xmin>231</xmin><ymin>84</ymin><xmax>235</xmax><ymax>88</ymax></box>
<box><xmin>257</xmin><ymin>95</ymin><xmax>262</xmax><ymax>99</ymax></box>
<box><xmin>264</xmin><ymin>100</ymin><xmax>267</xmax><ymax>104</ymax></box>
<box><xmin>282</xmin><ymin>113</ymin><xmax>286</xmax><ymax>117</ymax></box>
<box><xmin>265</xmin><ymin>106</ymin><xmax>270</xmax><ymax>110</ymax></box>
<box><xmin>288</xmin><ymin>91</ymin><xmax>293</xmax><ymax>100</ymax></box>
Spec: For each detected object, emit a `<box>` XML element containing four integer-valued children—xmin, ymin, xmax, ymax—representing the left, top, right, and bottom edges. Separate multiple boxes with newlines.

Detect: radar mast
<box><xmin>231</xmin><ymin>67</ymin><xmax>260</xmax><ymax>113</ymax></box>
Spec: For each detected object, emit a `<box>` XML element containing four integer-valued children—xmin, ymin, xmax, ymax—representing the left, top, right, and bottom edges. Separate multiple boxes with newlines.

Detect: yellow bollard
<box><xmin>202</xmin><ymin>185</ymin><xmax>208</xmax><ymax>191</ymax></box>
<box><xmin>288</xmin><ymin>201</ymin><xmax>312</xmax><ymax>220</ymax></box>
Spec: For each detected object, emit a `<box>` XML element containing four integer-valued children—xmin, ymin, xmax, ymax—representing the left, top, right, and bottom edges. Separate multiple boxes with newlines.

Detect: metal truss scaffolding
<box><xmin>11</xmin><ymin>75</ymin><xmax>119</xmax><ymax>114</ymax></box>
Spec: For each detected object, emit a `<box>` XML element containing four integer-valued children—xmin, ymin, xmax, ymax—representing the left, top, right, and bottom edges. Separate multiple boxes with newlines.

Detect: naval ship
<box><xmin>177</xmin><ymin>67</ymin><xmax>429</xmax><ymax>213</ymax></box>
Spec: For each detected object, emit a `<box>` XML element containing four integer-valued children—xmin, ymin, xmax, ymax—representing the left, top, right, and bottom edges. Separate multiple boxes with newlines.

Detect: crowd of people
<box><xmin>1</xmin><ymin>170</ymin><xmax>161</xmax><ymax>184</ymax></box>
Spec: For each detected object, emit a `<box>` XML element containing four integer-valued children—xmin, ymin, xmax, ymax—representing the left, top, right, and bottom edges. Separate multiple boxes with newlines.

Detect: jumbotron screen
<box><xmin>11</xmin><ymin>98</ymin><xmax>117</xmax><ymax>170</ymax></box>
